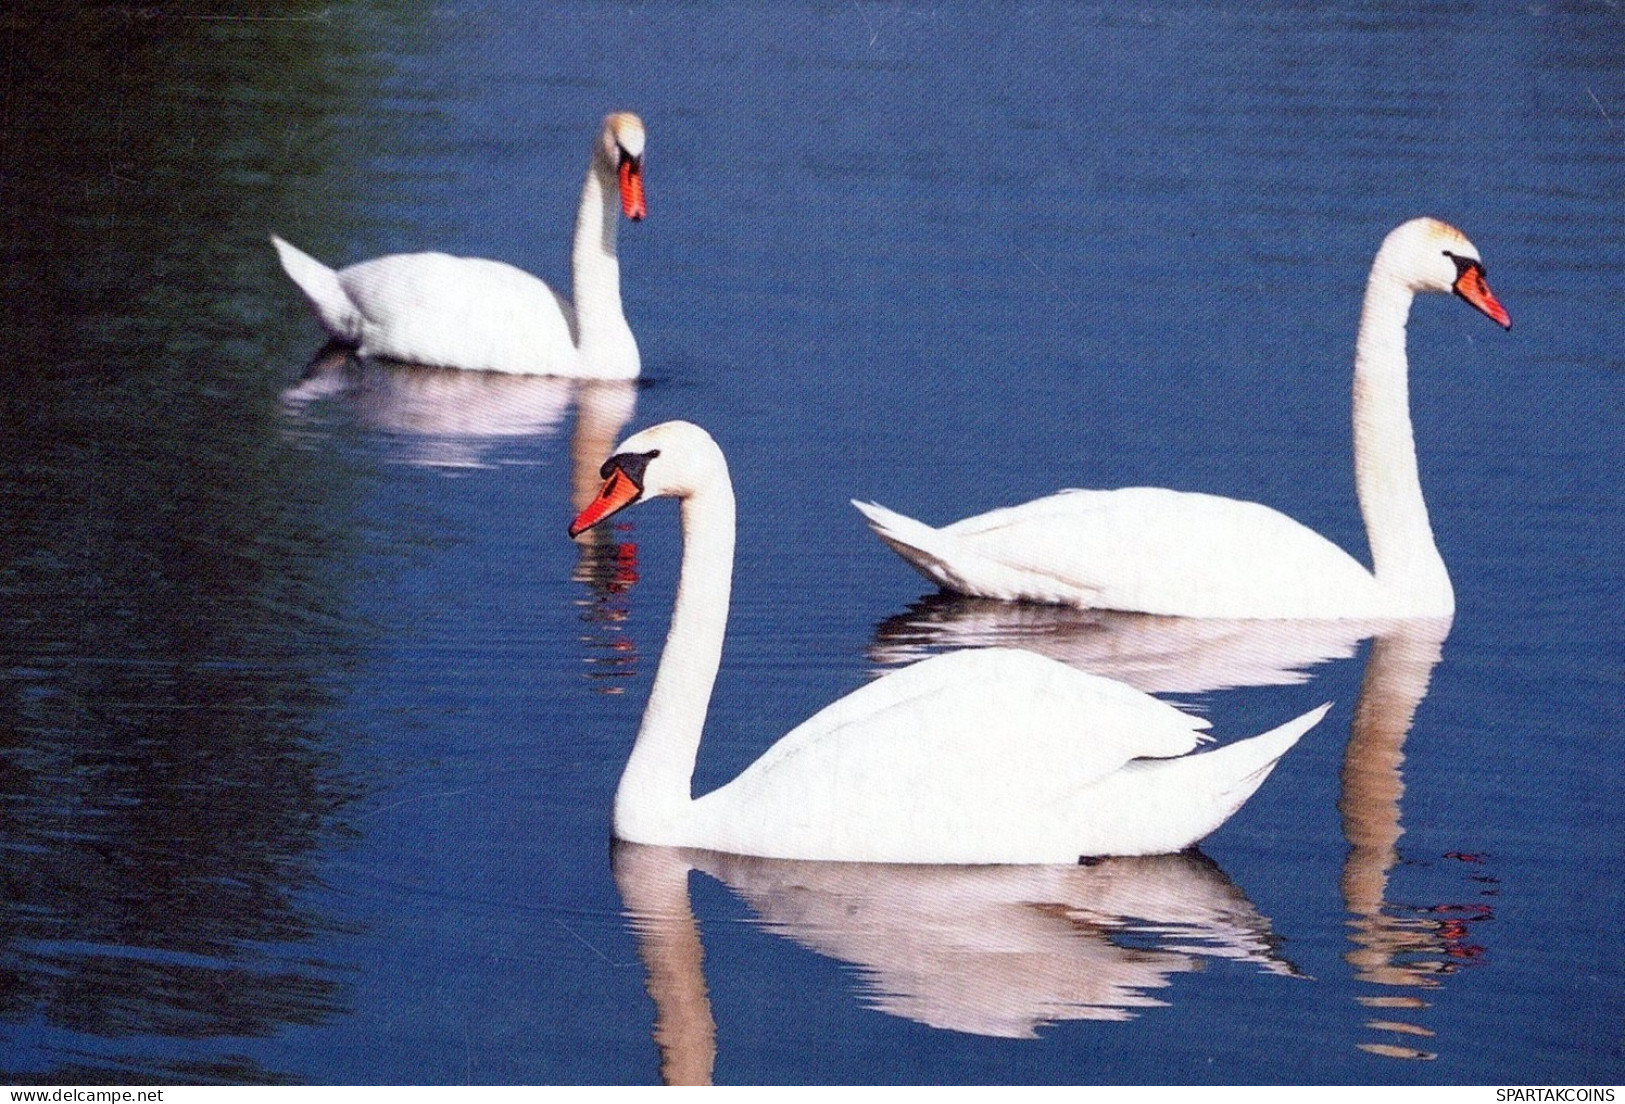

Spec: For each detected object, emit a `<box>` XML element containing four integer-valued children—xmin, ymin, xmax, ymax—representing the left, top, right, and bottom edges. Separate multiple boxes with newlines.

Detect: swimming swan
<box><xmin>570</xmin><ymin>420</ymin><xmax>1329</xmax><ymax>863</ymax></box>
<box><xmin>272</xmin><ymin>112</ymin><xmax>646</xmax><ymax>378</ymax></box>
<box><xmin>854</xmin><ymin>218</ymin><xmax>1510</xmax><ymax>619</ymax></box>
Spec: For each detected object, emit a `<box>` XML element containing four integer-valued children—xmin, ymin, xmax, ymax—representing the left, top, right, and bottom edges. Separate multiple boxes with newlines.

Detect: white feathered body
<box><xmin>630</xmin><ymin>648</ymin><xmax>1325</xmax><ymax>863</ymax></box>
<box><xmin>855</xmin><ymin>489</ymin><xmax>1390</xmax><ymax>619</ymax></box>
<box><xmin>273</xmin><ymin>239</ymin><xmax>639</xmax><ymax>379</ymax></box>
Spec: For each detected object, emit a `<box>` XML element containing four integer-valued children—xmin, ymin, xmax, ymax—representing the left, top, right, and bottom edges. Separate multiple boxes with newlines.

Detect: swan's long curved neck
<box><xmin>1351</xmin><ymin>267</ymin><xmax>1453</xmax><ymax>614</ymax></box>
<box><xmin>613</xmin><ymin>478</ymin><xmax>736</xmax><ymax>841</ymax></box>
<box><xmin>571</xmin><ymin>160</ymin><xmax>629</xmax><ymax>357</ymax></box>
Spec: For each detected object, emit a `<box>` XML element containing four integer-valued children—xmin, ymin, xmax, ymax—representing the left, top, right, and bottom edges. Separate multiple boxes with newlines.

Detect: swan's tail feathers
<box><xmin>1091</xmin><ymin>702</ymin><xmax>1330</xmax><ymax>856</ymax></box>
<box><xmin>1209</xmin><ymin>702</ymin><xmax>1330</xmax><ymax>790</ymax></box>
<box><xmin>270</xmin><ymin>235</ymin><xmax>364</xmax><ymax>345</ymax></box>
<box><xmin>1179</xmin><ymin>701</ymin><xmax>1329</xmax><ymax>827</ymax></box>
<box><xmin>851</xmin><ymin>500</ymin><xmax>960</xmax><ymax>590</ymax></box>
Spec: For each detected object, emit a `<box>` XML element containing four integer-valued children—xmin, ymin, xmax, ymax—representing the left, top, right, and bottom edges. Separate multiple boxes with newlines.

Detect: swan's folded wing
<box><xmin>338</xmin><ymin>253</ymin><xmax>576</xmax><ymax>374</ymax></box>
<box><xmin>706</xmin><ymin>648</ymin><xmax>1208</xmax><ymax>830</ymax></box>
<box><xmin>939</xmin><ymin>488</ymin><xmax>1377</xmax><ymax>616</ymax></box>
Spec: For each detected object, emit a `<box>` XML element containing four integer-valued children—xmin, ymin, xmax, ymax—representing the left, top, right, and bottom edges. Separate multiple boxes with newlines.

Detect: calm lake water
<box><xmin>1</xmin><ymin>0</ymin><xmax>1620</xmax><ymax>1086</ymax></box>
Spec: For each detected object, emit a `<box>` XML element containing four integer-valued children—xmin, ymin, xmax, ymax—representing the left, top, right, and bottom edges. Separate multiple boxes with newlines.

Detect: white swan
<box><xmin>271</xmin><ymin>112</ymin><xmax>646</xmax><ymax>379</ymax></box>
<box><xmin>854</xmin><ymin>218</ymin><xmax>1511</xmax><ymax>619</ymax></box>
<box><xmin>569</xmin><ymin>420</ymin><xmax>1329</xmax><ymax>864</ymax></box>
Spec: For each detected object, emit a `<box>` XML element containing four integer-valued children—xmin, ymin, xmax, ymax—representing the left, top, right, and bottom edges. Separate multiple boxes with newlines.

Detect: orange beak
<box><xmin>1454</xmin><ymin>262</ymin><xmax>1511</xmax><ymax>330</ymax></box>
<box><xmin>618</xmin><ymin>155</ymin><xmax>646</xmax><ymax>222</ymax></box>
<box><xmin>570</xmin><ymin>466</ymin><xmax>642</xmax><ymax>538</ymax></box>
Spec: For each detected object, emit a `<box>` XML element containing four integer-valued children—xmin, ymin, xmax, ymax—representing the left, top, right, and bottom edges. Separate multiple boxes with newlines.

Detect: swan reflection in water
<box><xmin>613</xmin><ymin>841</ymin><xmax>1297</xmax><ymax>1083</ymax></box>
<box><xmin>874</xmin><ymin>602</ymin><xmax>1493</xmax><ymax>1062</ymax></box>
<box><xmin>1339</xmin><ymin>618</ymin><xmax>1495</xmax><ymax>1061</ymax></box>
<box><xmin>281</xmin><ymin>348</ymin><xmax>644</xmax><ymax>690</ymax></box>
<box><xmin>282</xmin><ymin>344</ymin><xmax>637</xmax><ymax>468</ymax></box>
<box><xmin>869</xmin><ymin>593</ymin><xmax>1396</xmax><ymax>695</ymax></box>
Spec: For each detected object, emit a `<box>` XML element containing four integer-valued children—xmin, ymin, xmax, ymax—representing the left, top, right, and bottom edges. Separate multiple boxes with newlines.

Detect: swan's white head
<box><xmin>1376</xmin><ymin>217</ymin><xmax>1510</xmax><ymax>329</ymax></box>
<box><xmin>569</xmin><ymin>421</ymin><xmax>727</xmax><ymax>537</ymax></box>
<box><xmin>599</xmin><ymin>112</ymin><xmax>647</xmax><ymax>222</ymax></box>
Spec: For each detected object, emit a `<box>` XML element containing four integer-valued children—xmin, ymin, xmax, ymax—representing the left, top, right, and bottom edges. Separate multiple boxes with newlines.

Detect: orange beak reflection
<box><xmin>571</xmin><ymin>467</ymin><xmax>642</xmax><ymax>538</ymax></box>
<box><xmin>618</xmin><ymin>156</ymin><xmax>646</xmax><ymax>221</ymax></box>
<box><xmin>1454</xmin><ymin>263</ymin><xmax>1511</xmax><ymax>330</ymax></box>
